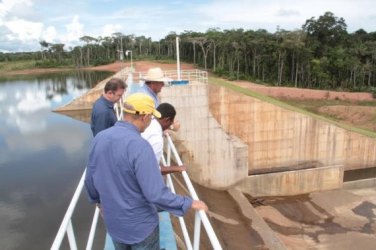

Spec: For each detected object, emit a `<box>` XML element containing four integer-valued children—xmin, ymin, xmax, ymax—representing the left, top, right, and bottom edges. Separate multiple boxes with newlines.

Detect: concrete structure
<box><xmin>161</xmin><ymin>82</ymin><xmax>249</xmax><ymax>189</ymax></box>
<box><xmin>56</xmin><ymin>69</ymin><xmax>376</xmax><ymax>197</ymax></box>
<box><xmin>160</xmin><ymin>81</ymin><xmax>376</xmax><ymax>196</ymax></box>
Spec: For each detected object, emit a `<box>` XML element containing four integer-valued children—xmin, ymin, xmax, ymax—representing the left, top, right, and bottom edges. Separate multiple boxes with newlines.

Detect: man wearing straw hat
<box><xmin>85</xmin><ymin>93</ymin><xmax>207</xmax><ymax>250</ymax></box>
<box><xmin>139</xmin><ymin>67</ymin><xmax>170</xmax><ymax>107</ymax></box>
<box><xmin>140</xmin><ymin>67</ymin><xmax>181</xmax><ymax>132</ymax></box>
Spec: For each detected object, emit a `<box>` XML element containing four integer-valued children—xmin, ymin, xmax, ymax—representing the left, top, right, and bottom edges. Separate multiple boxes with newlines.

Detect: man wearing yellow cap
<box><xmin>85</xmin><ymin>93</ymin><xmax>207</xmax><ymax>249</ymax></box>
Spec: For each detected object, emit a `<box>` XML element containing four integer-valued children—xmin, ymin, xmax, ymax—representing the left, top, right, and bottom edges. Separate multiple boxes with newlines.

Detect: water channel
<box><xmin>0</xmin><ymin>70</ymin><xmax>112</xmax><ymax>250</ymax></box>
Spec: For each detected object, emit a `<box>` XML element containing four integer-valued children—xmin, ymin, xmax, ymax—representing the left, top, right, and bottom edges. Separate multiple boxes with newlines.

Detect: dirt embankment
<box><xmin>233</xmin><ymin>81</ymin><xmax>374</xmax><ymax>102</ymax></box>
<box><xmin>233</xmin><ymin>80</ymin><xmax>376</xmax><ymax>133</ymax></box>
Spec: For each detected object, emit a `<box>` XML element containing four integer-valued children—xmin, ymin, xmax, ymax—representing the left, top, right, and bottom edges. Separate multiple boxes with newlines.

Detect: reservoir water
<box><xmin>0</xmin><ymin>70</ymin><xmax>112</xmax><ymax>250</ymax></box>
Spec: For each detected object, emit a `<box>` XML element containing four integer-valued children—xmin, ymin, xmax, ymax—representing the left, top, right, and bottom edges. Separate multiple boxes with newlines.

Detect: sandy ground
<box><xmin>233</xmin><ymin>80</ymin><xmax>374</xmax><ymax>101</ymax></box>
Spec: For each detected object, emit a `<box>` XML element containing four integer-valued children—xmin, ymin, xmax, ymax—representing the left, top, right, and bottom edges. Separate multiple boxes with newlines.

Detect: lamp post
<box><xmin>125</xmin><ymin>50</ymin><xmax>133</xmax><ymax>71</ymax></box>
<box><xmin>176</xmin><ymin>36</ymin><xmax>181</xmax><ymax>80</ymax></box>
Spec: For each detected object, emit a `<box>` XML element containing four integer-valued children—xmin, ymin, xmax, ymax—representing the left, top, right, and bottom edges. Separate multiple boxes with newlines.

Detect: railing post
<box><xmin>165</xmin><ymin>134</ymin><xmax>223</xmax><ymax>250</ymax></box>
<box><xmin>193</xmin><ymin>212</ymin><xmax>202</xmax><ymax>250</ymax></box>
<box><xmin>86</xmin><ymin>207</ymin><xmax>100</xmax><ymax>250</ymax></box>
<box><xmin>67</xmin><ymin>220</ymin><xmax>78</xmax><ymax>250</ymax></box>
<box><xmin>51</xmin><ymin>170</ymin><xmax>86</xmax><ymax>250</ymax></box>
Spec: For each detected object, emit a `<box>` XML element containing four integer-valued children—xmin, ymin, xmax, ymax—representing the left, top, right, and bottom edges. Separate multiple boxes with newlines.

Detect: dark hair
<box><xmin>104</xmin><ymin>78</ymin><xmax>126</xmax><ymax>93</ymax></box>
<box><xmin>157</xmin><ymin>103</ymin><xmax>176</xmax><ymax>120</ymax></box>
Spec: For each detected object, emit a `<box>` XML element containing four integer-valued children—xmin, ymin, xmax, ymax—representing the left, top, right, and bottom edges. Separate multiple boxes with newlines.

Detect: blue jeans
<box><xmin>112</xmin><ymin>226</ymin><xmax>159</xmax><ymax>250</ymax></box>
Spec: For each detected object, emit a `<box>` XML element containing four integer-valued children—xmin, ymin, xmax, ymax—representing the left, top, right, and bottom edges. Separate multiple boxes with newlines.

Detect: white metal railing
<box><xmin>50</xmin><ymin>133</ymin><xmax>222</xmax><ymax>250</ymax></box>
<box><xmin>131</xmin><ymin>69</ymin><xmax>208</xmax><ymax>85</ymax></box>
<box><xmin>162</xmin><ymin>132</ymin><xmax>222</xmax><ymax>250</ymax></box>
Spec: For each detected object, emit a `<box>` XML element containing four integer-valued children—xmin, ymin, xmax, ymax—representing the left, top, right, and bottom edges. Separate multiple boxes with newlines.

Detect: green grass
<box><xmin>0</xmin><ymin>60</ymin><xmax>37</xmax><ymax>72</ymax></box>
<box><xmin>209</xmin><ymin>76</ymin><xmax>376</xmax><ymax>138</ymax></box>
<box><xmin>0</xmin><ymin>60</ymin><xmax>77</xmax><ymax>75</ymax></box>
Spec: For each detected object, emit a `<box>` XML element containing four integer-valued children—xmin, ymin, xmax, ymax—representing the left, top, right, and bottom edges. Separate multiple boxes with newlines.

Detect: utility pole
<box><xmin>126</xmin><ymin>50</ymin><xmax>133</xmax><ymax>71</ymax></box>
<box><xmin>176</xmin><ymin>36</ymin><xmax>181</xmax><ymax>80</ymax></box>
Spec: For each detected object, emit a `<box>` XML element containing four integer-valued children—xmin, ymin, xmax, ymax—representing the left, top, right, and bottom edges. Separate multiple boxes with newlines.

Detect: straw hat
<box><xmin>142</xmin><ymin>67</ymin><xmax>171</xmax><ymax>82</ymax></box>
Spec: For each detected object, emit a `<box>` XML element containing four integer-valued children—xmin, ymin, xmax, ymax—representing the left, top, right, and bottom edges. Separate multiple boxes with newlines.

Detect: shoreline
<box><xmin>1</xmin><ymin>61</ymin><xmax>126</xmax><ymax>76</ymax></box>
<box><xmin>1</xmin><ymin>60</ymin><xmax>196</xmax><ymax>76</ymax></box>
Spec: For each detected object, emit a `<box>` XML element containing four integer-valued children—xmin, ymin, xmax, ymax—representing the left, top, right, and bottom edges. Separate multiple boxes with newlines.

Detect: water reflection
<box><xmin>0</xmin><ymin>70</ymin><xmax>111</xmax><ymax>250</ymax></box>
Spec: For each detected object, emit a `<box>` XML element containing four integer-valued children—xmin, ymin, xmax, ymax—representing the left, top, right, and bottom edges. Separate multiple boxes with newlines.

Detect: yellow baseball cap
<box><xmin>123</xmin><ymin>93</ymin><xmax>161</xmax><ymax>118</ymax></box>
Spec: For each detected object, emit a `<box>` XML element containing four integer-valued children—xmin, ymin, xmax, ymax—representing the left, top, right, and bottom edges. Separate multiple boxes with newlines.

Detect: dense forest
<box><xmin>1</xmin><ymin>12</ymin><xmax>376</xmax><ymax>93</ymax></box>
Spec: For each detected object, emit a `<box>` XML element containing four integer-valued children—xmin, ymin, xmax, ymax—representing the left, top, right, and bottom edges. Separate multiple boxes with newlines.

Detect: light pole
<box><xmin>125</xmin><ymin>50</ymin><xmax>133</xmax><ymax>71</ymax></box>
<box><xmin>176</xmin><ymin>36</ymin><xmax>181</xmax><ymax>80</ymax></box>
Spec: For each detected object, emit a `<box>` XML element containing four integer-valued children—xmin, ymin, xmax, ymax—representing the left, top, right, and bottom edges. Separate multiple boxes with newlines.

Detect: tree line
<box><xmin>1</xmin><ymin>12</ymin><xmax>375</xmax><ymax>93</ymax></box>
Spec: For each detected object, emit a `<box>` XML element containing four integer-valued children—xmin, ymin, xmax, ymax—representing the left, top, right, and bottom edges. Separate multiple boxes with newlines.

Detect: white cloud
<box><xmin>52</xmin><ymin>95</ymin><xmax>62</xmax><ymax>103</ymax></box>
<box><xmin>1</xmin><ymin>0</ymin><xmax>375</xmax><ymax>52</ymax></box>
<box><xmin>197</xmin><ymin>0</ymin><xmax>376</xmax><ymax>32</ymax></box>
<box><xmin>102</xmin><ymin>23</ymin><xmax>123</xmax><ymax>37</ymax></box>
<box><xmin>5</xmin><ymin>88</ymin><xmax>50</xmax><ymax>134</ymax></box>
<box><xmin>0</xmin><ymin>0</ymin><xmax>33</xmax><ymax>19</ymax></box>
<box><xmin>8</xmin><ymin>109</ymin><xmax>48</xmax><ymax>134</ymax></box>
<box><xmin>5</xmin><ymin>124</ymin><xmax>89</xmax><ymax>154</ymax></box>
<box><xmin>4</xmin><ymin>17</ymin><xmax>43</xmax><ymax>41</ymax></box>
<box><xmin>40</xmin><ymin>26</ymin><xmax>58</xmax><ymax>42</ymax></box>
<box><xmin>65</xmin><ymin>15</ymin><xmax>84</xmax><ymax>42</ymax></box>
<box><xmin>17</xmin><ymin>90</ymin><xmax>50</xmax><ymax>113</ymax></box>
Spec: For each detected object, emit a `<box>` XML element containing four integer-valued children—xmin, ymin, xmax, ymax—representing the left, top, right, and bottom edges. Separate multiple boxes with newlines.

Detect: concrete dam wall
<box><xmin>160</xmin><ymin>82</ymin><xmax>376</xmax><ymax>197</ymax></box>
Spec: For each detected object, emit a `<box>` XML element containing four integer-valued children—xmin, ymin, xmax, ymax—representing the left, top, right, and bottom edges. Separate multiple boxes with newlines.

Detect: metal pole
<box><xmin>176</xmin><ymin>36</ymin><xmax>181</xmax><ymax>80</ymax></box>
<box><xmin>165</xmin><ymin>134</ymin><xmax>223</xmax><ymax>250</ymax></box>
<box><xmin>126</xmin><ymin>50</ymin><xmax>133</xmax><ymax>71</ymax></box>
<box><xmin>131</xmin><ymin>51</ymin><xmax>133</xmax><ymax>70</ymax></box>
<box><xmin>51</xmin><ymin>170</ymin><xmax>87</xmax><ymax>250</ymax></box>
<box><xmin>86</xmin><ymin>207</ymin><xmax>100</xmax><ymax>250</ymax></box>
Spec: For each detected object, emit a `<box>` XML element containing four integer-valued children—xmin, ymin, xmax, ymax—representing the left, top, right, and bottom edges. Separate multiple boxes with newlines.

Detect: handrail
<box><xmin>50</xmin><ymin>169</ymin><xmax>87</xmax><ymax>250</ymax></box>
<box><xmin>164</xmin><ymin>133</ymin><xmax>222</xmax><ymax>250</ymax></box>
<box><xmin>50</xmin><ymin>133</ymin><xmax>222</xmax><ymax>250</ymax></box>
<box><xmin>130</xmin><ymin>69</ymin><xmax>208</xmax><ymax>85</ymax></box>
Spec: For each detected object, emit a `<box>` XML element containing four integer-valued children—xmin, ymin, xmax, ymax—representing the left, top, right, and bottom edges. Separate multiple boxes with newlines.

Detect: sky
<box><xmin>0</xmin><ymin>0</ymin><xmax>375</xmax><ymax>53</ymax></box>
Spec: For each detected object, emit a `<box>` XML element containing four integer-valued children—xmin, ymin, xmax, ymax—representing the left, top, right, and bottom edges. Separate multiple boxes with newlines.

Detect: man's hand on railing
<box><xmin>191</xmin><ymin>200</ymin><xmax>208</xmax><ymax>212</ymax></box>
<box><xmin>160</xmin><ymin>165</ymin><xmax>186</xmax><ymax>175</ymax></box>
<box><xmin>168</xmin><ymin>120</ymin><xmax>180</xmax><ymax>132</ymax></box>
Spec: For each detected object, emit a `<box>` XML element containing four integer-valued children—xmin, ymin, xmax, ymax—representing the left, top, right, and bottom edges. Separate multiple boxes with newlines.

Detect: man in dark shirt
<box><xmin>90</xmin><ymin>78</ymin><xmax>126</xmax><ymax>136</ymax></box>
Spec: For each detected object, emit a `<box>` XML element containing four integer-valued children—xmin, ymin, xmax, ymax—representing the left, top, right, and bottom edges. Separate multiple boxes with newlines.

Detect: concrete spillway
<box><xmin>160</xmin><ymin>79</ymin><xmax>376</xmax><ymax>197</ymax></box>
